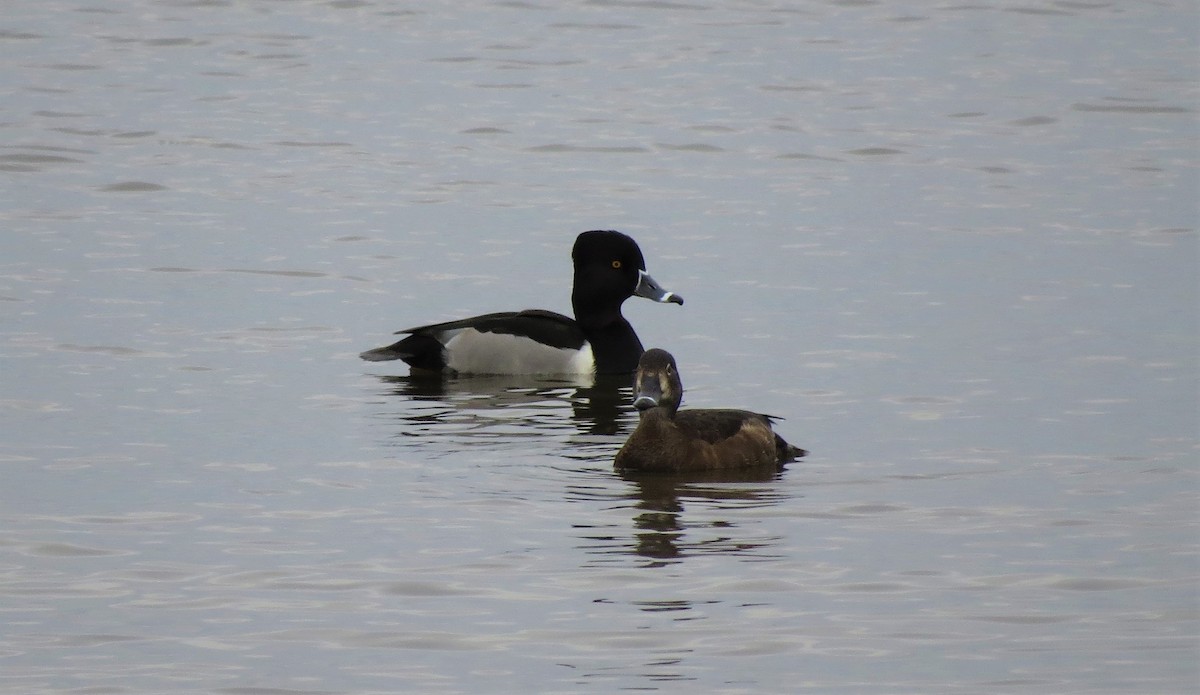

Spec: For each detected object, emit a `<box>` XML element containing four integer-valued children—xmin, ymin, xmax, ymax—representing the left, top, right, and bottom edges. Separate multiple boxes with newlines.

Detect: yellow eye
<box><xmin>611</xmin><ymin>260</ymin><xmax>622</xmax><ymax>269</ymax></box>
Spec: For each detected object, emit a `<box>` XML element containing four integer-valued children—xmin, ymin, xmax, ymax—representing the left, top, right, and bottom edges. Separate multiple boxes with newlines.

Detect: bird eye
<box><xmin>611</xmin><ymin>260</ymin><xmax>622</xmax><ymax>269</ymax></box>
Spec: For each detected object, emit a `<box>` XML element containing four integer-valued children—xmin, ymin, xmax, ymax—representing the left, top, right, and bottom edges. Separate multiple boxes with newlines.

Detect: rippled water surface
<box><xmin>2</xmin><ymin>1</ymin><xmax>1197</xmax><ymax>693</ymax></box>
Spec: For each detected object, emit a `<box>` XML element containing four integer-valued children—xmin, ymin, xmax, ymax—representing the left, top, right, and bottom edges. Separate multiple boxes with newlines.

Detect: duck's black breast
<box><xmin>577</xmin><ymin>317</ymin><xmax>644</xmax><ymax>375</ymax></box>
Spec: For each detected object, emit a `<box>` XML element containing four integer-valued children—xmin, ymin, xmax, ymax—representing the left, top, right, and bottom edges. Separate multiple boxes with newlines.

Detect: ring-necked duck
<box><xmin>615</xmin><ymin>348</ymin><xmax>806</xmax><ymax>472</ymax></box>
<box><xmin>360</xmin><ymin>230</ymin><xmax>683</xmax><ymax>376</ymax></box>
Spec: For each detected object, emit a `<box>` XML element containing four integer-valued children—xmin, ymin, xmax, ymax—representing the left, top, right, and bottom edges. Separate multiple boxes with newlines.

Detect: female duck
<box><xmin>360</xmin><ymin>230</ymin><xmax>683</xmax><ymax>376</ymax></box>
<box><xmin>615</xmin><ymin>349</ymin><xmax>806</xmax><ymax>472</ymax></box>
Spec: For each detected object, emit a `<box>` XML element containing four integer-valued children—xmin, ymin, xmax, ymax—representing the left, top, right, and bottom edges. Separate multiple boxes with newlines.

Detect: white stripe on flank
<box><xmin>444</xmin><ymin>329</ymin><xmax>595</xmax><ymax>376</ymax></box>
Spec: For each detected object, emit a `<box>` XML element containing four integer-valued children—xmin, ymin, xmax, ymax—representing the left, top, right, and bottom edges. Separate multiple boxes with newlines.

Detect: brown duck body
<box><xmin>614</xmin><ymin>349</ymin><xmax>806</xmax><ymax>473</ymax></box>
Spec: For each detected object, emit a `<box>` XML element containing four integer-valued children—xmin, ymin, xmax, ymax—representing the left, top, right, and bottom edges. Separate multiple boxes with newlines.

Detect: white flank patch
<box><xmin>444</xmin><ymin>329</ymin><xmax>595</xmax><ymax>376</ymax></box>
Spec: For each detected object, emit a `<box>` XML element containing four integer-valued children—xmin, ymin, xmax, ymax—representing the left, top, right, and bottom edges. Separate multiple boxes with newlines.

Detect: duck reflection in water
<box><xmin>616</xmin><ymin>467</ymin><xmax>788</xmax><ymax>564</ymax></box>
<box><xmin>377</xmin><ymin>372</ymin><xmax>632</xmax><ymax>444</ymax></box>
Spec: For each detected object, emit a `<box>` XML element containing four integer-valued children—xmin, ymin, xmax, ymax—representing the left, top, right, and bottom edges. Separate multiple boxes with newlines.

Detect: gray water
<box><xmin>2</xmin><ymin>1</ymin><xmax>1197</xmax><ymax>693</ymax></box>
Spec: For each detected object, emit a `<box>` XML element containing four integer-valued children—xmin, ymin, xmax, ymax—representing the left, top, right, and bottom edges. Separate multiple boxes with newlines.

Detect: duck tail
<box><xmin>776</xmin><ymin>434</ymin><xmax>807</xmax><ymax>462</ymax></box>
<box><xmin>359</xmin><ymin>345</ymin><xmax>406</xmax><ymax>362</ymax></box>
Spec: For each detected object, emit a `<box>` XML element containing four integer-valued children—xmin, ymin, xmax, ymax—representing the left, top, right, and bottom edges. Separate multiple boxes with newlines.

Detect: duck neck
<box><xmin>570</xmin><ymin>286</ymin><xmax>623</xmax><ymax>329</ymax></box>
<box><xmin>574</xmin><ymin>298</ymin><xmax>642</xmax><ymax>374</ymax></box>
<box><xmin>638</xmin><ymin>403</ymin><xmax>678</xmax><ymax>424</ymax></box>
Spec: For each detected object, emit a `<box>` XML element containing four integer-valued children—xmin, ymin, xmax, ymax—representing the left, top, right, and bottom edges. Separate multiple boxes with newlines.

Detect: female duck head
<box><xmin>631</xmin><ymin>348</ymin><xmax>683</xmax><ymax>415</ymax></box>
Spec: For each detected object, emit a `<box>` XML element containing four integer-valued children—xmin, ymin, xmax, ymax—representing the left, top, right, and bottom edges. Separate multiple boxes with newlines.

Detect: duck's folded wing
<box><xmin>398</xmin><ymin>309</ymin><xmax>585</xmax><ymax>349</ymax></box>
<box><xmin>674</xmin><ymin>409</ymin><xmax>770</xmax><ymax>445</ymax></box>
<box><xmin>675</xmin><ymin>409</ymin><xmax>806</xmax><ymax>463</ymax></box>
<box><xmin>361</xmin><ymin>309</ymin><xmax>587</xmax><ymax>366</ymax></box>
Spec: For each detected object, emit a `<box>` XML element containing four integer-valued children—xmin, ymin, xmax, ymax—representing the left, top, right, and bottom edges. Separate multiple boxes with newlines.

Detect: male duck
<box><xmin>360</xmin><ymin>230</ymin><xmax>683</xmax><ymax>376</ymax></box>
<box><xmin>614</xmin><ymin>349</ymin><xmax>806</xmax><ymax>472</ymax></box>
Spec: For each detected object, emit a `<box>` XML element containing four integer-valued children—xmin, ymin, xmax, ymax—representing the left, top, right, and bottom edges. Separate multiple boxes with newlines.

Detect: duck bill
<box><xmin>632</xmin><ymin>394</ymin><xmax>659</xmax><ymax>410</ymax></box>
<box><xmin>634</xmin><ymin>270</ymin><xmax>684</xmax><ymax>305</ymax></box>
<box><xmin>632</xmin><ymin>372</ymin><xmax>664</xmax><ymax>411</ymax></box>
